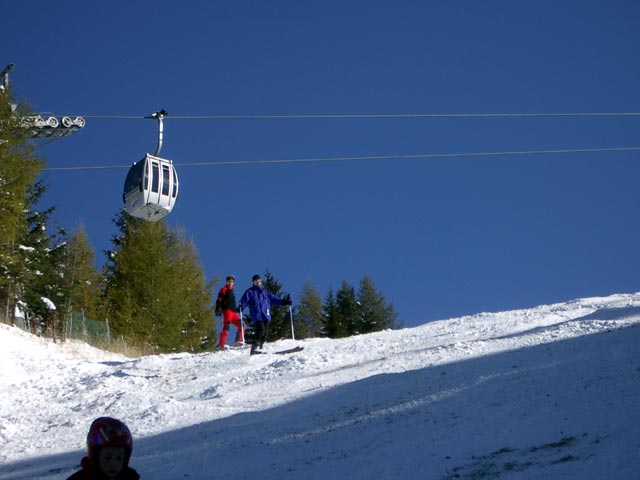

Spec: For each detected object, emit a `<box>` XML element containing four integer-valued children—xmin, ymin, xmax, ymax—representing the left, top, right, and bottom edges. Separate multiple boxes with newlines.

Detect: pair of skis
<box><xmin>274</xmin><ymin>345</ymin><xmax>304</xmax><ymax>354</ymax></box>
<box><xmin>239</xmin><ymin>306</ymin><xmax>303</xmax><ymax>355</ymax></box>
<box><xmin>250</xmin><ymin>346</ymin><xmax>304</xmax><ymax>355</ymax></box>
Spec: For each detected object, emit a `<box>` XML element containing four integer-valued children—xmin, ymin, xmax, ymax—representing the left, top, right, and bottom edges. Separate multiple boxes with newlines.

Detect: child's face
<box><xmin>98</xmin><ymin>447</ymin><xmax>126</xmax><ymax>479</ymax></box>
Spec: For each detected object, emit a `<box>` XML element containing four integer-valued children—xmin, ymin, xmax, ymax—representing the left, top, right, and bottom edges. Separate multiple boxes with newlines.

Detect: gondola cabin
<box><xmin>123</xmin><ymin>153</ymin><xmax>178</xmax><ymax>222</ymax></box>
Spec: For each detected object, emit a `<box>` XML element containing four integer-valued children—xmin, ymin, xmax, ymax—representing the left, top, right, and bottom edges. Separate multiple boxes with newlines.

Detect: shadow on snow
<box><xmin>2</xmin><ymin>323</ymin><xmax>639</xmax><ymax>480</ymax></box>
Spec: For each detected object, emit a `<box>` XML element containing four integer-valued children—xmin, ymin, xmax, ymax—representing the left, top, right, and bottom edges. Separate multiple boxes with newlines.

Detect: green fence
<box><xmin>66</xmin><ymin>311</ymin><xmax>111</xmax><ymax>345</ymax></box>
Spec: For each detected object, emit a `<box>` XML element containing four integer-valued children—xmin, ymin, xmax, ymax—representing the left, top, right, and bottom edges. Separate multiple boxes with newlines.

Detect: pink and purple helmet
<box><xmin>86</xmin><ymin>417</ymin><xmax>133</xmax><ymax>466</ymax></box>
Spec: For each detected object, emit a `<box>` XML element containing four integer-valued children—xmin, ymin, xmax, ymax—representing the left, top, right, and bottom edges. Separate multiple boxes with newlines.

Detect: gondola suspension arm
<box><xmin>148</xmin><ymin>109</ymin><xmax>168</xmax><ymax>156</ymax></box>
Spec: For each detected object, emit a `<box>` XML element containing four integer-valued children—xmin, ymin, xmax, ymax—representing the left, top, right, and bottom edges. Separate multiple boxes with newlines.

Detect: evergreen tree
<box><xmin>59</xmin><ymin>224</ymin><xmax>102</xmax><ymax>337</ymax></box>
<box><xmin>0</xmin><ymin>89</ymin><xmax>43</xmax><ymax>323</ymax></box>
<box><xmin>322</xmin><ymin>288</ymin><xmax>345</xmax><ymax>338</ymax></box>
<box><xmin>356</xmin><ymin>275</ymin><xmax>400</xmax><ymax>333</ymax></box>
<box><xmin>336</xmin><ymin>280</ymin><xmax>358</xmax><ymax>336</ymax></box>
<box><xmin>103</xmin><ymin>213</ymin><xmax>215</xmax><ymax>353</ymax></box>
<box><xmin>0</xmin><ymin>91</ymin><xmax>42</xmax><ymax>246</ymax></box>
<box><xmin>261</xmin><ymin>269</ymin><xmax>292</xmax><ymax>341</ymax></box>
<box><xmin>170</xmin><ymin>227</ymin><xmax>218</xmax><ymax>351</ymax></box>
<box><xmin>18</xmin><ymin>180</ymin><xmax>67</xmax><ymax>338</ymax></box>
<box><xmin>295</xmin><ymin>279</ymin><xmax>324</xmax><ymax>338</ymax></box>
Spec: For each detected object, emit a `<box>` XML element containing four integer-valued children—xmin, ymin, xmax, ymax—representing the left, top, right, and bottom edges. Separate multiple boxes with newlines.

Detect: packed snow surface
<box><xmin>1</xmin><ymin>293</ymin><xmax>640</xmax><ymax>479</ymax></box>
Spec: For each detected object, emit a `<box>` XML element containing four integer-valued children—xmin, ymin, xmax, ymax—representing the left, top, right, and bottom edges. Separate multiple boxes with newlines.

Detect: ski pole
<box><xmin>239</xmin><ymin>309</ymin><xmax>245</xmax><ymax>345</ymax></box>
<box><xmin>216</xmin><ymin>311</ymin><xmax>223</xmax><ymax>348</ymax></box>
<box><xmin>288</xmin><ymin>304</ymin><xmax>295</xmax><ymax>341</ymax></box>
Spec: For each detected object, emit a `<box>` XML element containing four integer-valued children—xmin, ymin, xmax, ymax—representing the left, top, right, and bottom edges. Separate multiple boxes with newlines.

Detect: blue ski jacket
<box><xmin>239</xmin><ymin>285</ymin><xmax>286</xmax><ymax>323</ymax></box>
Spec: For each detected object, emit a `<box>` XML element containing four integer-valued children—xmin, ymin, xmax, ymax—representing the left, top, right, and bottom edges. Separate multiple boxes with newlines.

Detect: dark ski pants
<box><xmin>250</xmin><ymin>321</ymin><xmax>269</xmax><ymax>353</ymax></box>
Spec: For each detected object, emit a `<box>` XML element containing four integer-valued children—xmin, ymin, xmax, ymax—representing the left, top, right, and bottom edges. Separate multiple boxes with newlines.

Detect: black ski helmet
<box><xmin>252</xmin><ymin>274</ymin><xmax>261</xmax><ymax>282</ymax></box>
<box><xmin>86</xmin><ymin>417</ymin><xmax>133</xmax><ymax>467</ymax></box>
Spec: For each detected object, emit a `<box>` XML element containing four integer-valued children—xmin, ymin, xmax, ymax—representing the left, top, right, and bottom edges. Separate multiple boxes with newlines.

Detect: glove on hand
<box><xmin>215</xmin><ymin>310</ymin><xmax>221</xmax><ymax>317</ymax></box>
<box><xmin>283</xmin><ymin>294</ymin><xmax>292</xmax><ymax>306</ymax></box>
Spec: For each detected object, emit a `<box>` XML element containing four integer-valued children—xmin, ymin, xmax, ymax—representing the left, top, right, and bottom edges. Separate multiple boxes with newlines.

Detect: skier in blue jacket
<box><xmin>238</xmin><ymin>274</ymin><xmax>291</xmax><ymax>355</ymax></box>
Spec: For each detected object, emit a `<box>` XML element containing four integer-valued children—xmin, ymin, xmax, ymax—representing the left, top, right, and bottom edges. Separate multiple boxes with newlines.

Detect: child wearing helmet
<box><xmin>66</xmin><ymin>417</ymin><xmax>140</xmax><ymax>480</ymax></box>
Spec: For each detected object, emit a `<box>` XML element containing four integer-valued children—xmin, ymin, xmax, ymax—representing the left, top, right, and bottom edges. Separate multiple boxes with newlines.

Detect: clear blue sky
<box><xmin>5</xmin><ymin>1</ymin><xmax>640</xmax><ymax>327</ymax></box>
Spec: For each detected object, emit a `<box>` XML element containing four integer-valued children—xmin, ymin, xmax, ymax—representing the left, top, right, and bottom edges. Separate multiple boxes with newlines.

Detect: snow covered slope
<box><xmin>1</xmin><ymin>293</ymin><xmax>639</xmax><ymax>479</ymax></box>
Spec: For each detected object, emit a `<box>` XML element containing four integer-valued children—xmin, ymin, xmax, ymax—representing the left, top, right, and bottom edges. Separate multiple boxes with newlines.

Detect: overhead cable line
<box><xmin>71</xmin><ymin>112</ymin><xmax>640</xmax><ymax>120</ymax></box>
<box><xmin>42</xmin><ymin>146</ymin><xmax>640</xmax><ymax>172</ymax></box>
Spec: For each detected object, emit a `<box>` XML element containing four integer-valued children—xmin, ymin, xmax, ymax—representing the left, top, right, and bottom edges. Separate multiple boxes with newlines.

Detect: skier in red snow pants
<box><xmin>215</xmin><ymin>275</ymin><xmax>244</xmax><ymax>348</ymax></box>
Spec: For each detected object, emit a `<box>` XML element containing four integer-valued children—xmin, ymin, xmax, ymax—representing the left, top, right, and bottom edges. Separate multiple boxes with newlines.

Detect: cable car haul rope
<box><xmin>36</xmin><ymin>108</ymin><xmax>640</xmax><ymax>222</ymax></box>
<box><xmin>43</xmin><ymin>146</ymin><xmax>640</xmax><ymax>172</ymax></box>
<box><xmin>6</xmin><ymin>62</ymin><xmax>638</xmax><ymax>222</ymax></box>
<box><xmin>75</xmin><ymin>112</ymin><xmax>640</xmax><ymax>120</ymax></box>
<box><xmin>42</xmin><ymin>108</ymin><xmax>640</xmax><ymax>172</ymax></box>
